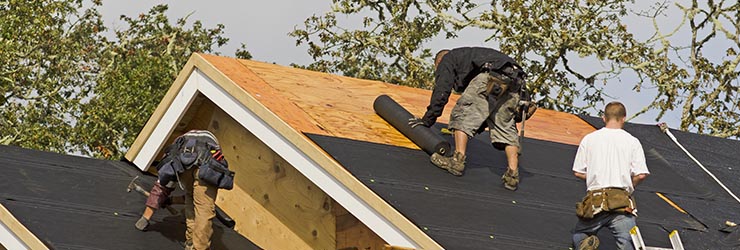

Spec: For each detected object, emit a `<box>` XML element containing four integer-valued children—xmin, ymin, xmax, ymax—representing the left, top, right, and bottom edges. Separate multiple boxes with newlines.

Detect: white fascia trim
<box><xmin>0</xmin><ymin>221</ymin><xmax>29</xmax><ymax>250</ymax></box>
<box><xmin>132</xmin><ymin>73</ymin><xmax>200</xmax><ymax>170</ymax></box>
<box><xmin>131</xmin><ymin>69</ymin><xmax>420</xmax><ymax>248</ymax></box>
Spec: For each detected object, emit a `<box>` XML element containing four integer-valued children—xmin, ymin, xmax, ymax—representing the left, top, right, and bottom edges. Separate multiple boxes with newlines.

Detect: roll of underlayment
<box><xmin>373</xmin><ymin>95</ymin><xmax>451</xmax><ymax>156</ymax></box>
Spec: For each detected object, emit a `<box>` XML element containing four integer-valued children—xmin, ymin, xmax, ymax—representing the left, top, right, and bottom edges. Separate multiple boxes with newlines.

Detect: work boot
<box><xmin>447</xmin><ymin>152</ymin><xmax>466</xmax><ymax>176</ymax></box>
<box><xmin>430</xmin><ymin>152</ymin><xmax>466</xmax><ymax>176</ymax></box>
<box><xmin>502</xmin><ymin>168</ymin><xmax>519</xmax><ymax>191</ymax></box>
<box><xmin>578</xmin><ymin>235</ymin><xmax>600</xmax><ymax>250</ymax></box>
<box><xmin>430</xmin><ymin>152</ymin><xmax>452</xmax><ymax>170</ymax></box>
<box><xmin>135</xmin><ymin>216</ymin><xmax>149</xmax><ymax>231</ymax></box>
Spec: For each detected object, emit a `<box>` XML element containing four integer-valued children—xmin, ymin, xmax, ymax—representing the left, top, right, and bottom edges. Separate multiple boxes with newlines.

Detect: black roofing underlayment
<box><xmin>0</xmin><ymin>145</ymin><xmax>259</xmax><ymax>250</ymax></box>
<box><xmin>307</xmin><ymin>119</ymin><xmax>740</xmax><ymax>249</ymax></box>
<box><xmin>579</xmin><ymin>115</ymin><xmax>740</xmax><ymax>248</ymax></box>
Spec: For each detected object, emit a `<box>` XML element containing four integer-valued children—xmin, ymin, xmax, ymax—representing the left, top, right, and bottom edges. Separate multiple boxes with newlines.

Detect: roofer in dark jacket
<box><xmin>135</xmin><ymin>130</ymin><xmax>235</xmax><ymax>250</ymax></box>
<box><xmin>409</xmin><ymin>47</ymin><xmax>536</xmax><ymax>190</ymax></box>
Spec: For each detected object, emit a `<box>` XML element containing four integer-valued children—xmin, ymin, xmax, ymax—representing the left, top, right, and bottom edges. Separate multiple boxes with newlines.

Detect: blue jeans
<box><xmin>572</xmin><ymin>213</ymin><xmax>636</xmax><ymax>250</ymax></box>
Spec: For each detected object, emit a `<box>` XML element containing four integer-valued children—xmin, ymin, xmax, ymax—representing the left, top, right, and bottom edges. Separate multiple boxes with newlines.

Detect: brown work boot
<box><xmin>430</xmin><ymin>152</ymin><xmax>451</xmax><ymax>170</ymax></box>
<box><xmin>502</xmin><ymin>168</ymin><xmax>519</xmax><ymax>191</ymax></box>
<box><xmin>430</xmin><ymin>152</ymin><xmax>466</xmax><ymax>176</ymax></box>
<box><xmin>578</xmin><ymin>235</ymin><xmax>599</xmax><ymax>250</ymax></box>
<box><xmin>447</xmin><ymin>152</ymin><xmax>466</xmax><ymax>176</ymax></box>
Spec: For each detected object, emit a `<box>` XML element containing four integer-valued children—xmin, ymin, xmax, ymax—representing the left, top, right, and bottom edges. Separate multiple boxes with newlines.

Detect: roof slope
<box><xmin>580</xmin><ymin>116</ymin><xmax>740</xmax><ymax>248</ymax></box>
<box><xmin>126</xmin><ymin>54</ymin><xmax>740</xmax><ymax>249</ymax></box>
<box><xmin>308</xmin><ymin>119</ymin><xmax>740</xmax><ymax>249</ymax></box>
<box><xmin>0</xmin><ymin>145</ymin><xmax>258</xmax><ymax>250</ymax></box>
<box><xmin>198</xmin><ymin>54</ymin><xmax>595</xmax><ymax>148</ymax></box>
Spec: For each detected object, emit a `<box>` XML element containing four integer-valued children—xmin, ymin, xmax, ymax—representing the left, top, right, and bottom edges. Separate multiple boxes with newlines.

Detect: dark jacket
<box><xmin>420</xmin><ymin>47</ymin><xmax>525</xmax><ymax>126</ymax></box>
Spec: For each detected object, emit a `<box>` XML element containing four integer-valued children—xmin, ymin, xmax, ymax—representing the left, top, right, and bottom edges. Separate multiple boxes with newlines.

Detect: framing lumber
<box><xmin>334</xmin><ymin>202</ymin><xmax>388</xmax><ymax>249</ymax></box>
<box><xmin>206</xmin><ymin>107</ymin><xmax>335</xmax><ymax>249</ymax></box>
<box><xmin>0</xmin><ymin>204</ymin><xmax>48</xmax><ymax>250</ymax></box>
<box><xmin>126</xmin><ymin>53</ymin><xmax>600</xmax><ymax>249</ymax></box>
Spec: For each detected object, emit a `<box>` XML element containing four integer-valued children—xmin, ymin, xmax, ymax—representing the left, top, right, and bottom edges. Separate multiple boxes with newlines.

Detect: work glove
<box><xmin>408</xmin><ymin>117</ymin><xmax>430</xmax><ymax>128</ymax></box>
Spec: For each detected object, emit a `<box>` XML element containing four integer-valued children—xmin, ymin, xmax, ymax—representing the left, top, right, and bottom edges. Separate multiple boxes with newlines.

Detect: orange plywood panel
<box><xmin>199</xmin><ymin>54</ymin><xmax>329</xmax><ymax>136</ymax></box>
<box><xmin>202</xmin><ymin>56</ymin><xmax>593</xmax><ymax>148</ymax></box>
<box><xmin>520</xmin><ymin>109</ymin><xmax>595</xmax><ymax>145</ymax></box>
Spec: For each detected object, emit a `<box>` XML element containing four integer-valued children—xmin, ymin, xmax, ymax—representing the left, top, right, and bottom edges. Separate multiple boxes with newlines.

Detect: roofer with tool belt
<box><xmin>409</xmin><ymin>47</ymin><xmax>536</xmax><ymax>191</ymax></box>
<box><xmin>134</xmin><ymin>130</ymin><xmax>235</xmax><ymax>250</ymax></box>
<box><xmin>571</xmin><ymin>102</ymin><xmax>650</xmax><ymax>250</ymax></box>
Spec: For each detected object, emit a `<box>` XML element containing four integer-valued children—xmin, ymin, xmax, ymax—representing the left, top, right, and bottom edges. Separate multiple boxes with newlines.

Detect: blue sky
<box><xmin>99</xmin><ymin>0</ymin><xmax>696</xmax><ymax>127</ymax></box>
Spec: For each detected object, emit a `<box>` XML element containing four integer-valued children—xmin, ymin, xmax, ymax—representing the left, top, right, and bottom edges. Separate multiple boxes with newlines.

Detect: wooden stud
<box><xmin>198</xmin><ymin>54</ymin><xmax>443</xmax><ymax>249</ymax></box>
<box><xmin>206</xmin><ymin>107</ymin><xmax>335</xmax><ymax>250</ymax></box>
<box><xmin>334</xmin><ymin>202</ymin><xmax>388</xmax><ymax>250</ymax></box>
<box><xmin>129</xmin><ymin>53</ymin><xmax>596</xmax><ymax>249</ymax></box>
<box><xmin>0</xmin><ymin>204</ymin><xmax>49</xmax><ymax>250</ymax></box>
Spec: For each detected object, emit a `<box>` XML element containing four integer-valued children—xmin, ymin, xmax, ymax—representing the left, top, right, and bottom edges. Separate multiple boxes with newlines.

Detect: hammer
<box><xmin>127</xmin><ymin>176</ymin><xmax>178</xmax><ymax>215</ymax></box>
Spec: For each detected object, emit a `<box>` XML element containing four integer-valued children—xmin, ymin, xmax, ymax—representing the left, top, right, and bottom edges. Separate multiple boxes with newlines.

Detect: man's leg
<box><xmin>179</xmin><ymin>168</ymin><xmax>196</xmax><ymax>246</ymax></box>
<box><xmin>192</xmin><ymin>168</ymin><xmax>218</xmax><ymax>250</ymax></box>
<box><xmin>436</xmin><ymin>73</ymin><xmax>492</xmax><ymax>175</ymax></box>
<box><xmin>572</xmin><ymin>214</ymin><xmax>609</xmax><ymax>249</ymax></box>
<box><xmin>504</xmin><ymin>145</ymin><xmax>518</xmax><ymax>172</ymax></box>
<box><xmin>489</xmin><ymin>91</ymin><xmax>522</xmax><ymax>190</ymax></box>
<box><xmin>454</xmin><ymin>130</ymin><xmax>469</xmax><ymax>155</ymax></box>
<box><xmin>607</xmin><ymin>214</ymin><xmax>637</xmax><ymax>250</ymax></box>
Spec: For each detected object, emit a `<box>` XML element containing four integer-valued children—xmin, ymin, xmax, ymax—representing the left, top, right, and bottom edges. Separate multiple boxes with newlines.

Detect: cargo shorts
<box><xmin>448</xmin><ymin>72</ymin><xmax>520</xmax><ymax>149</ymax></box>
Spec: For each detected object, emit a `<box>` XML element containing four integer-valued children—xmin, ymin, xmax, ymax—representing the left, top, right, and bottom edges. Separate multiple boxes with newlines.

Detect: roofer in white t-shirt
<box><xmin>571</xmin><ymin>101</ymin><xmax>650</xmax><ymax>250</ymax></box>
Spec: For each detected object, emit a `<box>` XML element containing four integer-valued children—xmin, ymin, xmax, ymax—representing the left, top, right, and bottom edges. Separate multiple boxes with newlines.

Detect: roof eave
<box><xmin>126</xmin><ymin>53</ymin><xmax>443</xmax><ymax>249</ymax></box>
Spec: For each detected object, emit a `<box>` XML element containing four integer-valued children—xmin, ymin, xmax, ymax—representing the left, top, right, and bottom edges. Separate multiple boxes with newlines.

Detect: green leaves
<box><xmin>293</xmin><ymin>0</ymin><xmax>740</xmax><ymax>138</ymax></box>
<box><xmin>290</xmin><ymin>0</ymin><xmax>441</xmax><ymax>89</ymax></box>
<box><xmin>74</xmin><ymin>4</ymin><xmax>228</xmax><ymax>159</ymax></box>
<box><xmin>0</xmin><ymin>0</ymin><xmax>103</xmax><ymax>154</ymax></box>
<box><xmin>0</xmin><ymin>2</ymin><xmax>234</xmax><ymax>159</ymax></box>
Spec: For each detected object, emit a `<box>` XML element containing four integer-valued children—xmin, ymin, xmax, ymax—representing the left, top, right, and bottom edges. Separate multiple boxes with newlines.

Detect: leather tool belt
<box><xmin>576</xmin><ymin>187</ymin><xmax>636</xmax><ymax>220</ymax></box>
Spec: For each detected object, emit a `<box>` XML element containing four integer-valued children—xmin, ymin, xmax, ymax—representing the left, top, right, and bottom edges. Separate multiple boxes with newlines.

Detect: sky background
<box><xmin>98</xmin><ymin>0</ymin><xmax>695</xmax><ymax>127</ymax></box>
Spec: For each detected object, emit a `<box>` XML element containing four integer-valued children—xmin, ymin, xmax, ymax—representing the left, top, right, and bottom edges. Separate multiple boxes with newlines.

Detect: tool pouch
<box><xmin>604</xmin><ymin>188</ymin><xmax>636</xmax><ymax>214</ymax></box>
<box><xmin>576</xmin><ymin>191</ymin><xmax>598</xmax><ymax>220</ymax></box>
<box><xmin>198</xmin><ymin>157</ymin><xmax>235</xmax><ymax>190</ymax></box>
<box><xmin>576</xmin><ymin>188</ymin><xmax>636</xmax><ymax>220</ymax></box>
<box><xmin>157</xmin><ymin>160</ymin><xmax>182</xmax><ymax>186</ymax></box>
<box><xmin>178</xmin><ymin>138</ymin><xmax>199</xmax><ymax>168</ymax></box>
<box><xmin>485</xmin><ymin>73</ymin><xmax>509</xmax><ymax>97</ymax></box>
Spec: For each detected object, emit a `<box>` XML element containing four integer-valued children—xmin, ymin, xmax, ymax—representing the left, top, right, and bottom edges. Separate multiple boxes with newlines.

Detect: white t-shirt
<box><xmin>572</xmin><ymin>127</ymin><xmax>650</xmax><ymax>193</ymax></box>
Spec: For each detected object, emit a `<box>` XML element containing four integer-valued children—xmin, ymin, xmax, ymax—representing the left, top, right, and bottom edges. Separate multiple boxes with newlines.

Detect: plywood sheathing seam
<box><xmin>195</xmin><ymin>54</ymin><xmax>442</xmax><ymax>249</ymax></box>
<box><xmin>231</xmin><ymin>58</ymin><xmax>593</xmax><ymax>147</ymax></box>
<box><xmin>208</xmin><ymin>107</ymin><xmax>335</xmax><ymax>249</ymax></box>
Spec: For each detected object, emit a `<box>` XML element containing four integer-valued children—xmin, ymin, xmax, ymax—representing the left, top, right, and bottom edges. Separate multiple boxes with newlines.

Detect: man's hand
<box><xmin>632</xmin><ymin>173</ymin><xmax>648</xmax><ymax>186</ymax></box>
<box><xmin>408</xmin><ymin>117</ymin><xmax>428</xmax><ymax>128</ymax></box>
<box><xmin>515</xmin><ymin>102</ymin><xmax>537</xmax><ymax>122</ymax></box>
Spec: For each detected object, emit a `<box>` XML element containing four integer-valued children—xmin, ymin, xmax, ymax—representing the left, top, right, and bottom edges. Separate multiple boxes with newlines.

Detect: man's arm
<box><xmin>419</xmin><ymin>67</ymin><xmax>455</xmax><ymax>126</ymax></box>
<box><xmin>632</xmin><ymin>173</ymin><xmax>648</xmax><ymax>186</ymax></box>
<box><xmin>574</xmin><ymin>171</ymin><xmax>587</xmax><ymax>180</ymax></box>
<box><xmin>572</xmin><ymin>142</ymin><xmax>588</xmax><ymax>181</ymax></box>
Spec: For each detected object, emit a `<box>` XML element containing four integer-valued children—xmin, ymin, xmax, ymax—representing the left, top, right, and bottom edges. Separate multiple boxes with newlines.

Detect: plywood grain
<box><xmin>333</xmin><ymin>202</ymin><xmax>388</xmax><ymax>250</ymax></box>
<box><xmin>226</xmin><ymin>59</ymin><xmax>593</xmax><ymax>149</ymax></box>
<box><xmin>196</xmin><ymin>54</ymin><xmax>442</xmax><ymax>249</ymax></box>
<box><xmin>207</xmin><ymin>107</ymin><xmax>335</xmax><ymax>250</ymax></box>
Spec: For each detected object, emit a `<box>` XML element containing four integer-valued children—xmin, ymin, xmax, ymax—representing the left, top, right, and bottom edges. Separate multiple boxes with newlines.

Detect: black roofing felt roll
<box><xmin>373</xmin><ymin>95</ymin><xmax>451</xmax><ymax>156</ymax></box>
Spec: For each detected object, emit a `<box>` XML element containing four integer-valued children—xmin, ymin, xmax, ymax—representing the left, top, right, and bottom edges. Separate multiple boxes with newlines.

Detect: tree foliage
<box><xmin>293</xmin><ymin>0</ymin><xmax>740</xmax><ymax>138</ymax></box>
<box><xmin>1</xmin><ymin>1</ymin><xmax>236</xmax><ymax>159</ymax></box>
<box><xmin>74</xmin><ymin>5</ymin><xmax>228</xmax><ymax>159</ymax></box>
<box><xmin>0</xmin><ymin>0</ymin><xmax>104</xmax><ymax>152</ymax></box>
<box><xmin>290</xmin><ymin>0</ymin><xmax>447</xmax><ymax>88</ymax></box>
<box><xmin>638</xmin><ymin>0</ymin><xmax>740</xmax><ymax>137</ymax></box>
